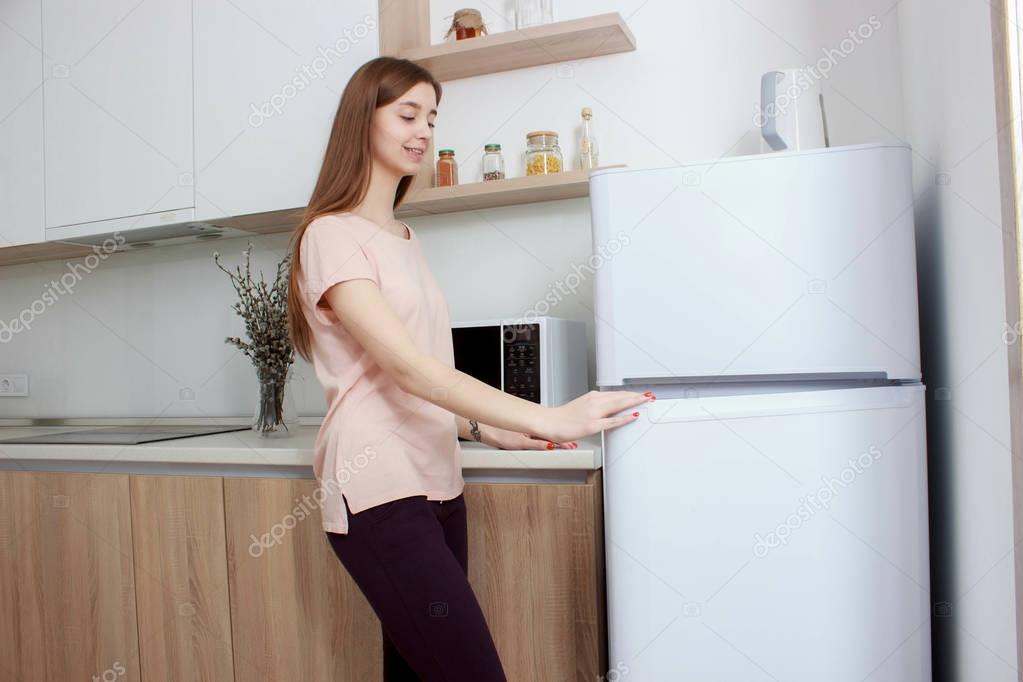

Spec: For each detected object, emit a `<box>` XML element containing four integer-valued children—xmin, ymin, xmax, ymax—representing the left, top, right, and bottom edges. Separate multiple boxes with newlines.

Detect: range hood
<box><xmin>46</xmin><ymin>207</ymin><xmax>258</xmax><ymax>251</ymax></box>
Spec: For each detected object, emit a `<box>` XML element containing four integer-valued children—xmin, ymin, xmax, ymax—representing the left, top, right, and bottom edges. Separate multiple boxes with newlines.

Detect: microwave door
<box><xmin>451</xmin><ymin>325</ymin><xmax>503</xmax><ymax>391</ymax></box>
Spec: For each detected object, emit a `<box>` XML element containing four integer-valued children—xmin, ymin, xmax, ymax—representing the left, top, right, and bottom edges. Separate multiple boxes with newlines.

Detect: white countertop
<box><xmin>0</xmin><ymin>425</ymin><xmax>602</xmax><ymax>472</ymax></box>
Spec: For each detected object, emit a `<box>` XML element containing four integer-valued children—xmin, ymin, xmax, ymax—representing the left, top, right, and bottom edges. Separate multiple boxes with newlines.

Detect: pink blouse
<box><xmin>297</xmin><ymin>212</ymin><xmax>463</xmax><ymax>534</ymax></box>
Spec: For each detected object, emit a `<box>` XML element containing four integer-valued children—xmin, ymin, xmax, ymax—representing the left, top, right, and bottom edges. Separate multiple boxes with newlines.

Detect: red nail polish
<box><xmin>632</xmin><ymin>411</ymin><xmax>639</xmax><ymax>417</ymax></box>
<box><xmin>546</xmin><ymin>442</ymin><xmax>555</xmax><ymax>449</ymax></box>
<box><xmin>644</xmin><ymin>391</ymin><xmax>653</xmax><ymax>396</ymax></box>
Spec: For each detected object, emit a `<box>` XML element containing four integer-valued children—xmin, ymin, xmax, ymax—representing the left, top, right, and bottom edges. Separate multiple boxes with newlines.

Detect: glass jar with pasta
<box><xmin>524</xmin><ymin>131</ymin><xmax>562</xmax><ymax>176</ymax></box>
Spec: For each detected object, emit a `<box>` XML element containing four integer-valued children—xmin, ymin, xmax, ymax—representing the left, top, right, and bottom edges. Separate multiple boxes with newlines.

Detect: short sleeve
<box><xmin>300</xmin><ymin>218</ymin><xmax>379</xmax><ymax>326</ymax></box>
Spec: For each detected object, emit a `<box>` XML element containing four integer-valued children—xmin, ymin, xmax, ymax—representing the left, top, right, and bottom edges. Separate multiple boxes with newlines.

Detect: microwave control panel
<box><xmin>503</xmin><ymin>323</ymin><xmax>540</xmax><ymax>404</ymax></box>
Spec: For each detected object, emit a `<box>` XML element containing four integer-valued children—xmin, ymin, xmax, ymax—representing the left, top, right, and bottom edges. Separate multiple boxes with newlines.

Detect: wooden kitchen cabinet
<box><xmin>222</xmin><ymin>476</ymin><xmax>382</xmax><ymax>681</ymax></box>
<box><xmin>222</xmin><ymin>473</ymin><xmax>608</xmax><ymax>682</ymax></box>
<box><xmin>41</xmin><ymin>0</ymin><xmax>194</xmax><ymax>230</ymax></box>
<box><xmin>192</xmin><ymin>0</ymin><xmax>378</xmax><ymax>221</ymax></box>
<box><xmin>0</xmin><ymin>0</ymin><xmax>45</xmax><ymax>248</ymax></box>
<box><xmin>466</xmin><ymin>473</ymin><xmax>608</xmax><ymax>682</ymax></box>
<box><xmin>130</xmin><ymin>475</ymin><xmax>235</xmax><ymax>682</ymax></box>
<box><xmin>0</xmin><ymin>471</ymin><xmax>141</xmax><ymax>681</ymax></box>
<box><xmin>0</xmin><ymin>469</ymin><xmax>607</xmax><ymax>680</ymax></box>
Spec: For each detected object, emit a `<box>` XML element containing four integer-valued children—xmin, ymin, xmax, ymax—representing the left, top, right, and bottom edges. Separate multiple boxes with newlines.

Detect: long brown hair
<box><xmin>287</xmin><ymin>57</ymin><xmax>442</xmax><ymax>362</ymax></box>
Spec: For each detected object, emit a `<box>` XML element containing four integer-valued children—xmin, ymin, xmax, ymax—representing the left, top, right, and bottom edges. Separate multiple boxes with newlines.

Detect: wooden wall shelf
<box><xmin>0</xmin><ymin>167</ymin><xmax>626</xmax><ymax>263</ymax></box>
<box><xmin>396</xmin><ymin>165</ymin><xmax>625</xmax><ymax>218</ymax></box>
<box><xmin>210</xmin><ymin>167</ymin><xmax>626</xmax><ymax>235</ymax></box>
<box><xmin>401</xmin><ymin>13</ymin><xmax>636</xmax><ymax>82</ymax></box>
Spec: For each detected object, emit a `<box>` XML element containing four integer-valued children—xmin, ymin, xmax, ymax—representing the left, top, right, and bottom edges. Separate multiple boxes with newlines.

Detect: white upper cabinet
<box><xmin>0</xmin><ymin>0</ymin><xmax>381</xmax><ymax>254</ymax></box>
<box><xmin>0</xmin><ymin>0</ymin><xmax>45</xmax><ymax>247</ymax></box>
<box><xmin>41</xmin><ymin>0</ymin><xmax>194</xmax><ymax>232</ymax></box>
<box><xmin>193</xmin><ymin>0</ymin><xmax>379</xmax><ymax>220</ymax></box>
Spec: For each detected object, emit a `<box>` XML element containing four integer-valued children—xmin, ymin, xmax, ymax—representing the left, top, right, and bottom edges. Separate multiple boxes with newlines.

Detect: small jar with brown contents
<box><xmin>444</xmin><ymin>9</ymin><xmax>488</xmax><ymax>41</ymax></box>
<box><xmin>435</xmin><ymin>149</ymin><xmax>458</xmax><ymax>187</ymax></box>
<box><xmin>525</xmin><ymin>131</ymin><xmax>562</xmax><ymax>176</ymax></box>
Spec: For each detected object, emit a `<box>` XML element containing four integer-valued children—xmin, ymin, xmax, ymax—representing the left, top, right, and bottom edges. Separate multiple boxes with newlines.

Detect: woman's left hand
<box><xmin>482</xmin><ymin>424</ymin><xmax>577</xmax><ymax>451</ymax></box>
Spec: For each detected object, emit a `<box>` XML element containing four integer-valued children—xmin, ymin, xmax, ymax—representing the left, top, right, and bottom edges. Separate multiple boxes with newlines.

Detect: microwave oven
<box><xmin>451</xmin><ymin>317</ymin><xmax>589</xmax><ymax>407</ymax></box>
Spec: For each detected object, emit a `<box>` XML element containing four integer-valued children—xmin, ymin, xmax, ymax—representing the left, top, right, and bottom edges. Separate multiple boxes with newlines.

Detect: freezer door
<box><xmin>603</xmin><ymin>385</ymin><xmax>930</xmax><ymax>681</ymax></box>
<box><xmin>590</xmin><ymin>144</ymin><xmax>922</xmax><ymax>385</ymax></box>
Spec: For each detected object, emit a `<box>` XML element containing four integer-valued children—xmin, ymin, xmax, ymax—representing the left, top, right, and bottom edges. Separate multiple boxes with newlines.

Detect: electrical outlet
<box><xmin>0</xmin><ymin>374</ymin><xmax>28</xmax><ymax>396</ymax></box>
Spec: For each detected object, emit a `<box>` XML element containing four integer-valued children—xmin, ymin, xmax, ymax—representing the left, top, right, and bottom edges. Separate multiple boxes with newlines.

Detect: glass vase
<box><xmin>252</xmin><ymin>366</ymin><xmax>300</xmax><ymax>437</ymax></box>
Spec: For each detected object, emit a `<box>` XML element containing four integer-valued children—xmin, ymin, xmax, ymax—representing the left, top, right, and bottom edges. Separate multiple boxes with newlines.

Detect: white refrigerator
<box><xmin>590</xmin><ymin>143</ymin><xmax>931</xmax><ymax>681</ymax></box>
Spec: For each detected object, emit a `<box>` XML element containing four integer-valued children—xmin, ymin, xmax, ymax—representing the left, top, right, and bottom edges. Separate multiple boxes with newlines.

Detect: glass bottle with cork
<box><xmin>578</xmin><ymin>107</ymin><xmax>599</xmax><ymax>170</ymax></box>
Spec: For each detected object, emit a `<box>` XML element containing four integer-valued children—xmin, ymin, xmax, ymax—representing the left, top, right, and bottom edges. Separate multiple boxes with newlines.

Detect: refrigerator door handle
<box><xmin>647</xmin><ymin>385</ymin><xmax>924</xmax><ymax>424</ymax></box>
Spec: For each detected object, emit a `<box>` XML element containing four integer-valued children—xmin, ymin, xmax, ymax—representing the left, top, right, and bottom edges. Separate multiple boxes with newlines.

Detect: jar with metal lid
<box><xmin>525</xmin><ymin>131</ymin><xmax>562</xmax><ymax>176</ymax></box>
<box><xmin>436</xmin><ymin>149</ymin><xmax>458</xmax><ymax>187</ymax></box>
<box><xmin>482</xmin><ymin>143</ymin><xmax>505</xmax><ymax>181</ymax></box>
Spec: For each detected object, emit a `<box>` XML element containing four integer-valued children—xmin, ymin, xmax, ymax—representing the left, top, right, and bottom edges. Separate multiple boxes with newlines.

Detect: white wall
<box><xmin>0</xmin><ymin>0</ymin><xmax>908</xmax><ymax>421</ymax></box>
<box><xmin>898</xmin><ymin>1</ymin><xmax>1021</xmax><ymax>680</ymax></box>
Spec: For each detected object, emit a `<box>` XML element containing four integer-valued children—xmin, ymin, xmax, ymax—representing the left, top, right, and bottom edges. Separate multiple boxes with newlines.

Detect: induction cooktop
<box><xmin>0</xmin><ymin>425</ymin><xmax>251</xmax><ymax>445</ymax></box>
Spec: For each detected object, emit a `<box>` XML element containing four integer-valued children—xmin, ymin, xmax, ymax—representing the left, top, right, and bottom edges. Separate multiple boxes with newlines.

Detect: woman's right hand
<box><xmin>537</xmin><ymin>390</ymin><xmax>655</xmax><ymax>443</ymax></box>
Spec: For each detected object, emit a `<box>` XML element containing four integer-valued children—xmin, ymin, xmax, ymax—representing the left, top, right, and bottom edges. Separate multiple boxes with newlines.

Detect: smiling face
<box><xmin>370</xmin><ymin>81</ymin><xmax>437</xmax><ymax>178</ymax></box>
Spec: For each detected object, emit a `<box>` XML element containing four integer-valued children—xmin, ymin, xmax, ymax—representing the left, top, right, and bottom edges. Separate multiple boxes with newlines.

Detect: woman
<box><xmin>286</xmin><ymin>56</ymin><xmax>652</xmax><ymax>681</ymax></box>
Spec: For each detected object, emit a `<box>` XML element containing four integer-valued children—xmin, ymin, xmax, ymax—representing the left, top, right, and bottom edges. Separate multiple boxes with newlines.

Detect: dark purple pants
<box><xmin>325</xmin><ymin>492</ymin><xmax>507</xmax><ymax>681</ymax></box>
